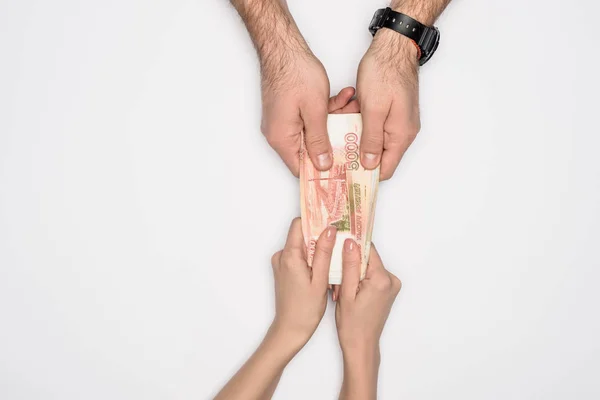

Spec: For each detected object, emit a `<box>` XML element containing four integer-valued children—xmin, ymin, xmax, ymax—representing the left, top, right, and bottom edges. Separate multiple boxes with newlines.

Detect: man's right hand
<box><xmin>260</xmin><ymin>50</ymin><xmax>332</xmax><ymax>176</ymax></box>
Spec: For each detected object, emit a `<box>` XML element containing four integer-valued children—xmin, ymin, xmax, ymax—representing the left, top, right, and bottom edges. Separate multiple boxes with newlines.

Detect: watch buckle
<box><xmin>369</xmin><ymin>8</ymin><xmax>391</xmax><ymax>36</ymax></box>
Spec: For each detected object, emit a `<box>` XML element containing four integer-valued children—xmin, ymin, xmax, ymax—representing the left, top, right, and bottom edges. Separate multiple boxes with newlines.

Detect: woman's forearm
<box><xmin>214</xmin><ymin>324</ymin><xmax>305</xmax><ymax>400</ymax></box>
<box><xmin>339</xmin><ymin>345</ymin><xmax>381</xmax><ymax>400</ymax></box>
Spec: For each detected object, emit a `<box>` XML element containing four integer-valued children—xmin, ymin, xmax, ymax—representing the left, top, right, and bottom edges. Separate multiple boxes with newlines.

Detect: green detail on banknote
<box><xmin>330</xmin><ymin>210</ymin><xmax>351</xmax><ymax>232</ymax></box>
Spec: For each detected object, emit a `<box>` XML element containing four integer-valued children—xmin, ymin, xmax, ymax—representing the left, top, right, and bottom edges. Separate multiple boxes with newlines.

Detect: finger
<box><xmin>277</xmin><ymin>145</ymin><xmax>301</xmax><ymax>177</ymax></box>
<box><xmin>379</xmin><ymin>101</ymin><xmax>420</xmax><ymax>180</ymax></box>
<box><xmin>265</xmin><ymin>134</ymin><xmax>301</xmax><ymax>177</ymax></box>
<box><xmin>331</xmin><ymin>99</ymin><xmax>360</xmax><ymax>115</ymax></box>
<box><xmin>283</xmin><ymin>217</ymin><xmax>305</xmax><ymax>255</ymax></box>
<box><xmin>328</xmin><ymin>87</ymin><xmax>356</xmax><ymax>113</ymax></box>
<box><xmin>380</xmin><ymin>132</ymin><xmax>418</xmax><ymax>181</ymax></box>
<box><xmin>332</xmin><ymin>285</ymin><xmax>340</xmax><ymax>302</ymax></box>
<box><xmin>341</xmin><ymin>239</ymin><xmax>361</xmax><ymax>300</ymax></box>
<box><xmin>271</xmin><ymin>250</ymin><xmax>283</xmax><ymax>268</ymax></box>
<box><xmin>341</xmin><ymin>99</ymin><xmax>360</xmax><ymax>114</ymax></box>
<box><xmin>390</xmin><ymin>272</ymin><xmax>402</xmax><ymax>294</ymax></box>
<box><xmin>302</xmin><ymin>101</ymin><xmax>332</xmax><ymax>171</ymax></box>
<box><xmin>365</xmin><ymin>243</ymin><xmax>385</xmax><ymax>276</ymax></box>
<box><xmin>379</xmin><ymin>145</ymin><xmax>406</xmax><ymax>181</ymax></box>
<box><xmin>360</xmin><ymin>103</ymin><xmax>388</xmax><ymax>169</ymax></box>
<box><xmin>311</xmin><ymin>226</ymin><xmax>337</xmax><ymax>287</ymax></box>
<box><xmin>364</xmin><ymin>244</ymin><xmax>401</xmax><ymax>294</ymax></box>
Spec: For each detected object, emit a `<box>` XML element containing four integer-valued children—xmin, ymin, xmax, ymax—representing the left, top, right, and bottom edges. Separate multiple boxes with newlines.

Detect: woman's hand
<box><xmin>270</xmin><ymin>218</ymin><xmax>337</xmax><ymax>349</ymax></box>
<box><xmin>336</xmin><ymin>241</ymin><xmax>402</xmax><ymax>400</ymax></box>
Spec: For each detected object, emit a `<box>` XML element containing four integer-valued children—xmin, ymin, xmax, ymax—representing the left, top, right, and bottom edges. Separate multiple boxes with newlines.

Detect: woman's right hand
<box><xmin>335</xmin><ymin>240</ymin><xmax>402</xmax><ymax>360</ymax></box>
<box><xmin>335</xmin><ymin>241</ymin><xmax>401</xmax><ymax>399</ymax></box>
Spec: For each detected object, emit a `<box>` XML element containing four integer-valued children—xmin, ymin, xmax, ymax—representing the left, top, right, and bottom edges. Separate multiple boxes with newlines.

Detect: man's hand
<box><xmin>357</xmin><ymin>29</ymin><xmax>420</xmax><ymax>181</ymax></box>
<box><xmin>329</xmin><ymin>87</ymin><xmax>360</xmax><ymax>115</ymax></box>
<box><xmin>232</xmin><ymin>0</ymin><xmax>336</xmax><ymax>176</ymax></box>
<box><xmin>261</xmin><ymin>50</ymin><xmax>333</xmax><ymax>175</ymax></box>
<box><xmin>270</xmin><ymin>218</ymin><xmax>336</xmax><ymax>348</ymax></box>
<box><xmin>336</xmin><ymin>240</ymin><xmax>401</xmax><ymax>400</ymax></box>
<box><xmin>262</xmin><ymin>70</ymin><xmax>359</xmax><ymax>174</ymax></box>
<box><xmin>357</xmin><ymin>0</ymin><xmax>452</xmax><ymax>180</ymax></box>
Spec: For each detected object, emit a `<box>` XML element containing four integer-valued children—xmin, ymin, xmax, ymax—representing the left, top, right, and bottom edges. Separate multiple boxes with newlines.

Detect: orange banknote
<box><xmin>300</xmin><ymin>113</ymin><xmax>380</xmax><ymax>284</ymax></box>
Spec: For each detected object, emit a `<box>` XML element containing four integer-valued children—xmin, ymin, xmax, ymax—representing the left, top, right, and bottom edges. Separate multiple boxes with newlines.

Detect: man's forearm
<box><xmin>369</xmin><ymin>0</ymin><xmax>452</xmax><ymax>65</ymax></box>
<box><xmin>391</xmin><ymin>0</ymin><xmax>452</xmax><ymax>25</ymax></box>
<box><xmin>230</xmin><ymin>0</ymin><xmax>309</xmax><ymax>68</ymax></box>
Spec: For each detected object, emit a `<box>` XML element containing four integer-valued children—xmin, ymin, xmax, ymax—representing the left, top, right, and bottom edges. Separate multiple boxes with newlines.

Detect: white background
<box><xmin>1</xmin><ymin>0</ymin><xmax>600</xmax><ymax>399</ymax></box>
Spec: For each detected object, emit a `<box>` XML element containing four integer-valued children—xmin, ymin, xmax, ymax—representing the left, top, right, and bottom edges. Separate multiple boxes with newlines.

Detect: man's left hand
<box><xmin>357</xmin><ymin>30</ymin><xmax>421</xmax><ymax>180</ymax></box>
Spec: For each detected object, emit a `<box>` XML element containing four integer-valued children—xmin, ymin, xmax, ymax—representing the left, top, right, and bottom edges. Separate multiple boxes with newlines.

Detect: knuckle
<box><xmin>344</xmin><ymin>261</ymin><xmax>360</xmax><ymax>273</ymax></box>
<box><xmin>406</xmin><ymin>124</ymin><xmax>420</xmax><ymax>142</ymax></box>
<box><xmin>271</xmin><ymin>251</ymin><xmax>282</xmax><ymax>267</ymax></box>
<box><xmin>279</xmin><ymin>251</ymin><xmax>295</xmax><ymax>267</ymax></box>
<box><xmin>347</xmin><ymin>253</ymin><xmax>361</xmax><ymax>266</ymax></box>
<box><xmin>264</xmin><ymin>131</ymin><xmax>281</xmax><ymax>148</ymax></box>
<box><xmin>315</xmin><ymin>243</ymin><xmax>334</xmax><ymax>259</ymax></box>
<box><xmin>305</xmin><ymin>134</ymin><xmax>329</xmax><ymax>150</ymax></box>
<box><xmin>262</xmin><ymin>125</ymin><xmax>288</xmax><ymax>149</ymax></box>
<box><xmin>362</xmin><ymin>134</ymin><xmax>384</xmax><ymax>149</ymax></box>
<box><xmin>390</xmin><ymin>274</ymin><xmax>402</xmax><ymax>293</ymax></box>
<box><xmin>260</xmin><ymin>121</ymin><xmax>269</xmax><ymax>137</ymax></box>
<box><xmin>331</xmin><ymin>94</ymin><xmax>344</xmax><ymax>107</ymax></box>
<box><xmin>373</xmin><ymin>275</ymin><xmax>392</xmax><ymax>291</ymax></box>
<box><xmin>261</xmin><ymin>118</ymin><xmax>275</xmax><ymax>139</ymax></box>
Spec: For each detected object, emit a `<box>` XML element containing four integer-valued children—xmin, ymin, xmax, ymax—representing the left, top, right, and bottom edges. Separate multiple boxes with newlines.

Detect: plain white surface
<box><xmin>1</xmin><ymin>0</ymin><xmax>600</xmax><ymax>398</ymax></box>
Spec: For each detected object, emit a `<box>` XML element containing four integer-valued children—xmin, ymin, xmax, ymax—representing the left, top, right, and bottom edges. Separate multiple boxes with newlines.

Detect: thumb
<box><xmin>360</xmin><ymin>104</ymin><xmax>387</xmax><ymax>170</ymax></box>
<box><xmin>341</xmin><ymin>239</ymin><xmax>361</xmax><ymax>301</ymax></box>
<box><xmin>283</xmin><ymin>217</ymin><xmax>305</xmax><ymax>256</ymax></box>
<box><xmin>311</xmin><ymin>226</ymin><xmax>337</xmax><ymax>288</ymax></box>
<box><xmin>302</xmin><ymin>101</ymin><xmax>332</xmax><ymax>171</ymax></box>
<box><xmin>328</xmin><ymin>87</ymin><xmax>355</xmax><ymax>113</ymax></box>
<box><xmin>364</xmin><ymin>242</ymin><xmax>385</xmax><ymax>277</ymax></box>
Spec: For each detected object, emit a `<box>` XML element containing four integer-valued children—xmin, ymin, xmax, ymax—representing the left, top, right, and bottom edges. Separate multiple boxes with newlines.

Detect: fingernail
<box><xmin>344</xmin><ymin>239</ymin><xmax>355</xmax><ymax>252</ymax></box>
<box><xmin>317</xmin><ymin>153</ymin><xmax>331</xmax><ymax>169</ymax></box>
<box><xmin>332</xmin><ymin>292</ymin><xmax>337</xmax><ymax>301</ymax></box>
<box><xmin>326</xmin><ymin>226</ymin><xmax>337</xmax><ymax>238</ymax></box>
<box><xmin>362</xmin><ymin>153</ymin><xmax>379</xmax><ymax>167</ymax></box>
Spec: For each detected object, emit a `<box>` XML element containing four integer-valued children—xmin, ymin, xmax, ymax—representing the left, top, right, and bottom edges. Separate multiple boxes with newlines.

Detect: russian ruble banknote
<box><xmin>300</xmin><ymin>113</ymin><xmax>380</xmax><ymax>284</ymax></box>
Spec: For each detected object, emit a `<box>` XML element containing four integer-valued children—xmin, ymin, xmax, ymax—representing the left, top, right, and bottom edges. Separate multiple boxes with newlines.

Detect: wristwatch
<box><xmin>369</xmin><ymin>8</ymin><xmax>440</xmax><ymax>66</ymax></box>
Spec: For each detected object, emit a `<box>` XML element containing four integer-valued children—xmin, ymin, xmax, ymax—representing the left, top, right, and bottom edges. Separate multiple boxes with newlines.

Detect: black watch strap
<box><xmin>369</xmin><ymin>8</ymin><xmax>440</xmax><ymax>66</ymax></box>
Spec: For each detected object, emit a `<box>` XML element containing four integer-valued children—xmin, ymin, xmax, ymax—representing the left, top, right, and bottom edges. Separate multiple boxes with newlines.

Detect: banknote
<box><xmin>300</xmin><ymin>113</ymin><xmax>380</xmax><ymax>284</ymax></box>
